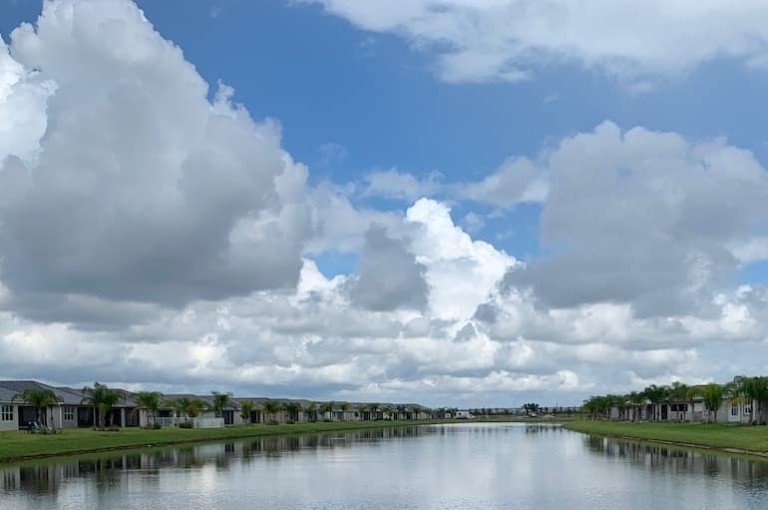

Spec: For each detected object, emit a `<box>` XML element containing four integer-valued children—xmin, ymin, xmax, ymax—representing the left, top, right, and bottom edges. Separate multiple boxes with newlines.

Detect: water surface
<box><xmin>2</xmin><ymin>423</ymin><xmax>768</xmax><ymax>509</ymax></box>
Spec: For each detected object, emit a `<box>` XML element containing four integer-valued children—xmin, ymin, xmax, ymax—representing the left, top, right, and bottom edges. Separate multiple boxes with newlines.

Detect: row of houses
<box><xmin>0</xmin><ymin>380</ymin><xmax>433</xmax><ymax>431</ymax></box>
<box><xmin>607</xmin><ymin>397</ymin><xmax>755</xmax><ymax>424</ymax></box>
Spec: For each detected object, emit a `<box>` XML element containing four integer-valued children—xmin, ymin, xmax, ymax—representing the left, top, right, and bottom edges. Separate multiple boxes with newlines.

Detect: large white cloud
<box><xmin>305</xmin><ymin>0</ymin><xmax>768</xmax><ymax>83</ymax></box>
<box><xmin>506</xmin><ymin>121</ymin><xmax>768</xmax><ymax>316</ymax></box>
<box><xmin>0</xmin><ymin>0</ymin><xmax>310</xmax><ymax>314</ymax></box>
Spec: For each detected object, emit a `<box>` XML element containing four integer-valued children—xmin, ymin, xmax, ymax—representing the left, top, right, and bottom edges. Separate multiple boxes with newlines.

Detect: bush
<box><xmin>267</xmin><ymin>420</ymin><xmax>279</xmax><ymax>425</ymax></box>
<box><xmin>178</xmin><ymin>421</ymin><xmax>193</xmax><ymax>429</ymax></box>
<box><xmin>286</xmin><ymin>420</ymin><xmax>295</xmax><ymax>425</ymax></box>
<box><xmin>145</xmin><ymin>422</ymin><xmax>162</xmax><ymax>430</ymax></box>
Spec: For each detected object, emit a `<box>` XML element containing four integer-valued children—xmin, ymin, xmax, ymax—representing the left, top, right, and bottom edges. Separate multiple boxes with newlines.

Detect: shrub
<box><xmin>286</xmin><ymin>420</ymin><xmax>295</xmax><ymax>425</ymax></box>
<box><xmin>178</xmin><ymin>421</ymin><xmax>193</xmax><ymax>429</ymax></box>
<box><xmin>267</xmin><ymin>420</ymin><xmax>279</xmax><ymax>425</ymax></box>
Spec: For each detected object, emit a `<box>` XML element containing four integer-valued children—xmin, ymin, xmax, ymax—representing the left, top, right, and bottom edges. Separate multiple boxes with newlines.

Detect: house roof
<box><xmin>0</xmin><ymin>381</ymin><xmax>140</xmax><ymax>407</ymax></box>
<box><xmin>0</xmin><ymin>385</ymin><xmax>17</xmax><ymax>403</ymax></box>
<box><xmin>0</xmin><ymin>380</ymin><xmax>83</xmax><ymax>405</ymax></box>
<box><xmin>0</xmin><ymin>380</ymin><xmax>433</xmax><ymax>412</ymax></box>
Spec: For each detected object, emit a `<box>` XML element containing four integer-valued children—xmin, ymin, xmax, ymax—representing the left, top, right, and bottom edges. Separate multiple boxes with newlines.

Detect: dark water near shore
<box><xmin>2</xmin><ymin>423</ymin><xmax>768</xmax><ymax>509</ymax></box>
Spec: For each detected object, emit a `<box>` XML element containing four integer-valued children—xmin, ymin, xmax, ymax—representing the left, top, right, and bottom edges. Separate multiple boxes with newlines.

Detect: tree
<box><xmin>240</xmin><ymin>401</ymin><xmax>254</xmax><ymax>424</ymax></box>
<box><xmin>670</xmin><ymin>382</ymin><xmax>690</xmax><ymax>422</ymax></box>
<box><xmin>642</xmin><ymin>384</ymin><xmax>667</xmax><ymax>421</ymax></box>
<box><xmin>728</xmin><ymin>376</ymin><xmax>768</xmax><ymax>424</ymax></box>
<box><xmin>701</xmin><ymin>383</ymin><xmax>725</xmax><ymax>423</ymax></box>
<box><xmin>262</xmin><ymin>400</ymin><xmax>281</xmax><ymax>423</ymax></box>
<box><xmin>582</xmin><ymin>395</ymin><xmax>612</xmax><ymax>420</ymax></box>
<box><xmin>305</xmin><ymin>402</ymin><xmax>317</xmax><ymax>422</ymax></box>
<box><xmin>340</xmin><ymin>402</ymin><xmax>350</xmax><ymax>421</ymax></box>
<box><xmin>523</xmin><ymin>403</ymin><xmax>540</xmax><ymax>416</ymax></box>
<box><xmin>627</xmin><ymin>392</ymin><xmax>645</xmax><ymax>422</ymax></box>
<box><xmin>133</xmin><ymin>391</ymin><xmax>163</xmax><ymax>426</ymax></box>
<box><xmin>81</xmin><ymin>382</ymin><xmax>125</xmax><ymax>429</ymax></box>
<box><xmin>369</xmin><ymin>403</ymin><xmax>380</xmax><ymax>421</ymax></box>
<box><xmin>319</xmin><ymin>401</ymin><xmax>334</xmax><ymax>421</ymax></box>
<box><xmin>284</xmin><ymin>402</ymin><xmax>302</xmax><ymax>422</ymax></box>
<box><xmin>211</xmin><ymin>391</ymin><xmax>233</xmax><ymax>418</ymax></box>
<box><xmin>169</xmin><ymin>397</ymin><xmax>206</xmax><ymax>421</ymax></box>
<box><xmin>12</xmin><ymin>388</ymin><xmax>59</xmax><ymax>427</ymax></box>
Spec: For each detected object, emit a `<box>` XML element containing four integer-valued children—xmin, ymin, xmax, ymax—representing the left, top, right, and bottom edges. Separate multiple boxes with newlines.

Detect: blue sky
<box><xmin>3</xmin><ymin>0</ymin><xmax>768</xmax><ymax>405</ymax></box>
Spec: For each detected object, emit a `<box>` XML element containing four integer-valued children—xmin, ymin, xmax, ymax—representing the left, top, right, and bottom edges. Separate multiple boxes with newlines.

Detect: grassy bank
<box><xmin>0</xmin><ymin>420</ymin><xmax>452</xmax><ymax>463</ymax></box>
<box><xmin>564</xmin><ymin>420</ymin><xmax>768</xmax><ymax>456</ymax></box>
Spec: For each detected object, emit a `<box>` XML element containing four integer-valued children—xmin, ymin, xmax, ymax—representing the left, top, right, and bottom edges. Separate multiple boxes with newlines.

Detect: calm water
<box><xmin>2</xmin><ymin>423</ymin><xmax>768</xmax><ymax>509</ymax></box>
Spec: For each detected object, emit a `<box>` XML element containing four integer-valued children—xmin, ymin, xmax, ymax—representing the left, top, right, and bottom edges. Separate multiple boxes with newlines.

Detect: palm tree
<box><xmin>627</xmin><ymin>391</ymin><xmax>645</xmax><ymax>422</ymax></box>
<box><xmin>701</xmin><ymin>383</ymin><xmax>725</xmax><ymax>423</ymax></box>
<box><xmin>728</xmin><ymin>375</ymin><xmax>768</xmax><ymax>424</ymax></box>
<box><xmin>284</xmin><ymin>402</ymin><xmax>302</xmax><ymax>422</ymax></box>
<box><xmin>642</xmin><ymin>384</ymin><xmax>667</xmax><ymax>421</ymax></box>
<box><xmin>369</xmin><ymin>403</ymin><xmax>380</xmax><ymax>421</ymax></box>
<box><xmin>669</xmin><ymin>382</ymin><xmax>689</xmax><ymax>422</ymax></box>
<box><xmin>262</xmin><ymin>400</ymin><xmax>281</xmax><ymax>423</ymax></box>
<box><xmin>211</xmin><ymin>391</ymin><xmax>233</xmax><ymax>418</ymax></box>
<box><xmin>340</xmin><ymin>402</ymin><xmax>350</xmax><ymax>421</ymax></box>
<box><xmin>133</xmin><ymin>391</ymin><xmax>162</xmax><ymax>427</ymax></box>
<box><xmin>750</xmin><ymin>376</ymin><xmax>768</xmax><ymax>424</ymax></box>
<box><xmin>12</xmin><ymin>388</ymin><xmax>59</xmax><ymax>427</ymax></box>
<box><xmin>381</xmin><ymin>405</ymin><xmax>394</xmax><ymax>421</ymax></box>
<box><xmin>169</xmin><ymin>397</ymin><xmax>206</xmax><ymax>421</ymax></box>
<box><xmin>305</xmin><ymin>402</ymin><xmax>317</xmax><ymax>422</ymax></box>
<box><xmin>240</xmin><ymin>401</ymin><xmax>254</xmax><ymax>424</ymax></box>
<box><xmin>81</xmin><ymin>382</ymin><xmax>125</xmax><ymax>429</ymax></box>
<box><xmin>319</xmin><ymin>401</ymin><xmax>334</xmax><ymax>421</ymax></box>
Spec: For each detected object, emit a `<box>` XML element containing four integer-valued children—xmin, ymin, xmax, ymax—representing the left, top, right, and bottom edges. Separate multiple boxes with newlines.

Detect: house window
<box><xmin>731</xmin><ymin>404</ymin><xmax>739</xmax><ymax>416</ymax></box>
<box><xmin>744</xmin><ymin>404</ymin><xmax>752</xmax><ymax>414</ymax></box>
<box><xmin>1</xmin><ymin>405</ymin><xmax>13</xmax><ymax>422</ymax></box>
<box><xmin>63</xmin><ymin>407</ymin><xmax>75</xmax><ymax>421</ymax></box>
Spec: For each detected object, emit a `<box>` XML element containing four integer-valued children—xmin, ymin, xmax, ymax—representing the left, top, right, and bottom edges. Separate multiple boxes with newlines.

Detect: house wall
<box><xmin>717</xmin><ymin>398</ymin><xmax>753</xmax><ymax>424</ymax></box>
<box><xmin>0</xmin><ymin>404</ymin><xmax>18</xmax><ymax>431</ymax></box>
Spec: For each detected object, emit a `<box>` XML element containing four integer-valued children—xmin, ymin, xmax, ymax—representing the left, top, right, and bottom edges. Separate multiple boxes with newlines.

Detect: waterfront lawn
<box><xmin>565</xmin><ymin>420</ymin><xmax>768</xmax><ymax>453</ymax></box>
<box><xmin>0</xmin><ymin>420</ymin><xmax>445</xmax><ymax>463</ymax></box>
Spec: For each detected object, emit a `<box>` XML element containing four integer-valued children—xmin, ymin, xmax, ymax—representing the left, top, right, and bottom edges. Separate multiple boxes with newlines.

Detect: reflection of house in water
<box><xmin>0</xmin><ymin>425</ymin><xmax>432</xmax><ymax>501</ymax></box>
<box><xmin>583</xmin><ymin>435</ymin><xmax>768</xmax><ymax>484</ymax></box>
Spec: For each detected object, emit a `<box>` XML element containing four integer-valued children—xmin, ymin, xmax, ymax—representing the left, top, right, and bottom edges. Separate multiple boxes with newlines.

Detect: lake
<box><xmin>1</xmin><ymin>423</ymin><xmax>768</xmax><ymax>509</ymax></box>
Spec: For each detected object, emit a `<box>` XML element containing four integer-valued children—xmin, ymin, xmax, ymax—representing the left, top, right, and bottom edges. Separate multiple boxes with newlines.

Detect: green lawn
<box><xmin>0</xmin><ymin>420</ymin><xmax>451</xmax><ymax>463</ymax></box>
<box><xmin>564</xmin><ymin>420</ymin><xmax>768</xmax><ymax>454</ymax></box>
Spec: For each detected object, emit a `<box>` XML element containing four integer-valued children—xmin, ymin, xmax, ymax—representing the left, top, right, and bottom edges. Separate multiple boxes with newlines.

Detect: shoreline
<box><xmin>0</xmin><ymin>420</ymin><xmax>459</xmax><ymax>464</ymax></box>
<box><xmin>0</xmin><ymin>418</ymin><xmax>575</xmax><ymax>464</ymax></box>
<box><xmin>563</xmin><ymin>421</ymin><xmax>768</xmax><ymax>460</ymax></box>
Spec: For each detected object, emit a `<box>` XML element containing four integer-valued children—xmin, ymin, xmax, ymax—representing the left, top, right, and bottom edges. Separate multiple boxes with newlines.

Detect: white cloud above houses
<box><xmin>305</xmin><ymin>0</ymin><xmax>768</xmax><ymax>84</ymax></box>
<box><xmin>1</xmin><ymin>0</ymin><xmax>768</xmax><ymax>406</ymax></box>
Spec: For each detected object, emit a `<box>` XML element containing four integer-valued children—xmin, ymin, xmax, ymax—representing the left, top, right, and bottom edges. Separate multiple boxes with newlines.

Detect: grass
<box><xmin>0</xmin><ymin>420</ymin><xmax>453</xmax><ymax>463</ymax></box>
<box><xmin>564</xmin><ymin>420</ymin><xmax>768</xmax><ymax>455</ymax></box>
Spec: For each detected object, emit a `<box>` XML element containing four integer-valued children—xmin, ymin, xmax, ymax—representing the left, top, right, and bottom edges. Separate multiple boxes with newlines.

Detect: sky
<box><xmin>2</xmin><ymin>0</ymin><xmax>768</xmax><ymax>407</ymax></box>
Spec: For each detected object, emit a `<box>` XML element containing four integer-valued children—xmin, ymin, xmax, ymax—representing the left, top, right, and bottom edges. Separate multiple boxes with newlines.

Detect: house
<box><xmin>157</xmin><ymin>393</ymin><xmax>242</xmax><ymax>428</ymax></box>
<box><xmin>0</xmin><ymin>385</ymin><xmax>18</xmax><ymax>432</ymax></box>
<box><xmin>0</xmin><ymin>380</ymin><xmax>140</xmax><ymax>430</ymax></box>
<box><xmin>455</xmin><ymin>410</ymin><xmax>474</xmax><ymax>419</ymax></box>
<box><xmin>1</xmin><ymin>379</ymin><xmax>437</xmax><ymax>430</ymax></box>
